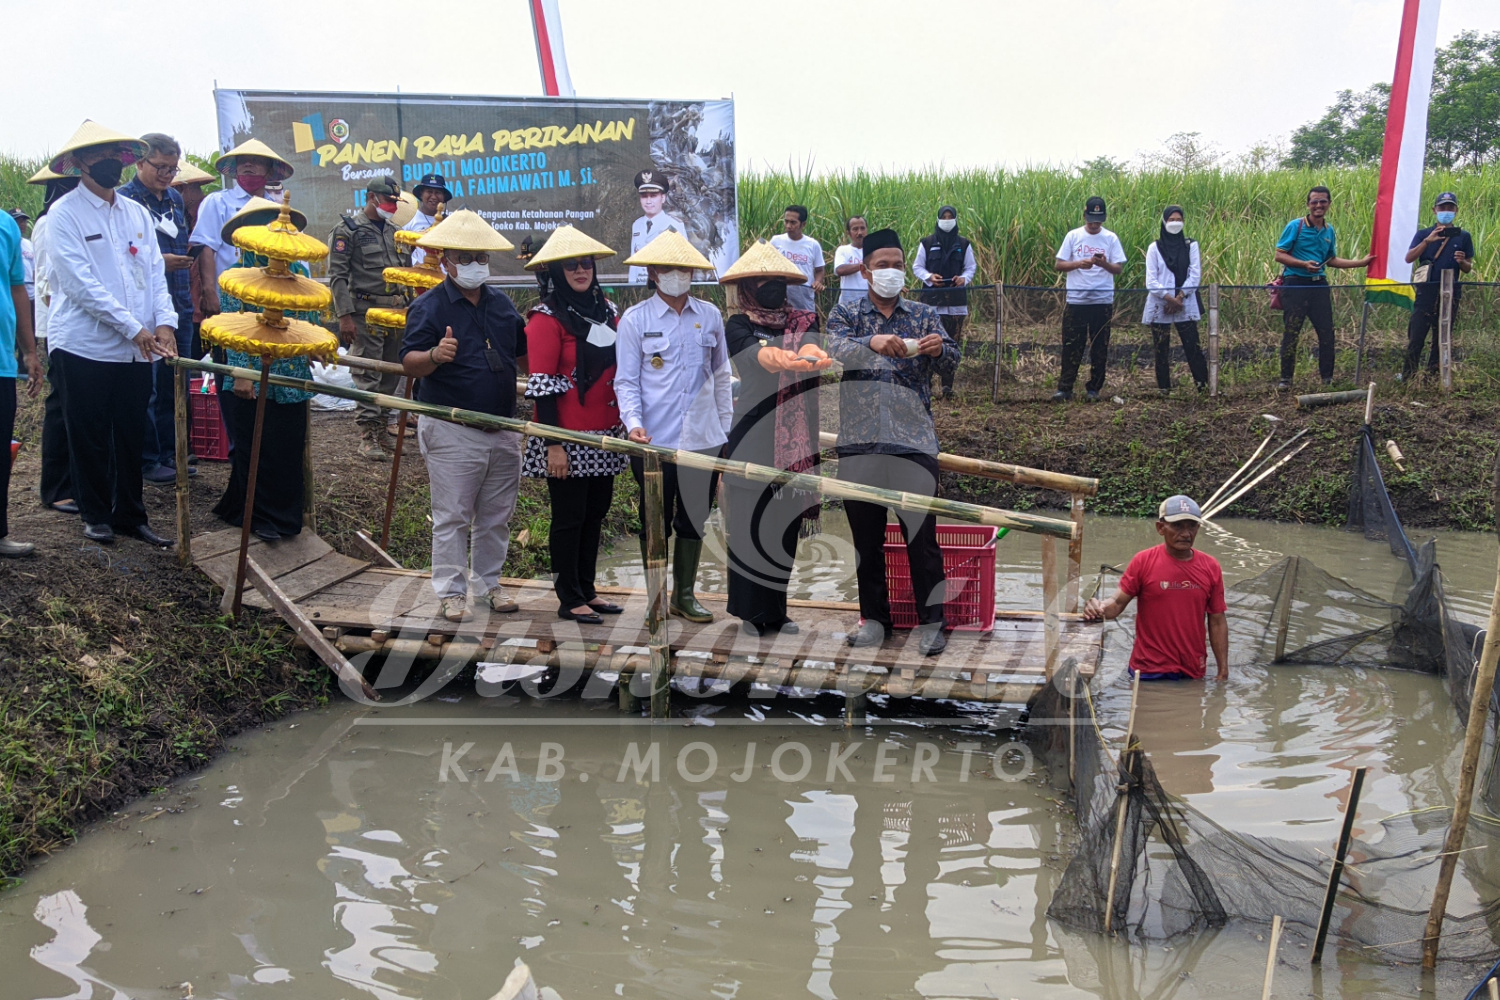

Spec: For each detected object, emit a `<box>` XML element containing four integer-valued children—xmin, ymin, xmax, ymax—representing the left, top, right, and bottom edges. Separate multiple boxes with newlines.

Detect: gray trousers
<box><xmin>350</xmin><ymin>311</ymin><xmax>402</xmax><ymax>430</ymax></box>
<box><xmin>418</xmin><ymin>418</ymin><xmax>523</xmax><ymax>599</ymax></box>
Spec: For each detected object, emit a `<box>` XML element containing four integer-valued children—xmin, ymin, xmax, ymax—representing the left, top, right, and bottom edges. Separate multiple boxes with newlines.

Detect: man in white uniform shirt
<box><xmin>400</xmin><ymin>172</ymin><xmax>451</xmax><ymax>266</ymax></box>
<box><xmin>615</xmin><ymin>230</ymin><xmax>733</xmax><ymax>623</ymax></box>
<box><xmin>627</xmin><ymin>169</ymin><xmax>685</xmax><ymax>284</ymax></box>
<box><xmin>189</xmin><ymin>138</ymin><xmax>294</xmax><ymax>319</ymax></box>
<box><xmin>1052</xmin><ymin>196</ymin><xmax>1126</xmax><ymax>402</ymax></box>
<box><xmin>45</xmin><ymin>121</ymin><xmax>178</xmax><ymax>546</ymax></box>
<box><xmin>833</xmin><ymin>215</ymin><xmax>868</xmax><ymax>306</ymax></box>
<box><xmin>770</xmin><ymin>205</ymin><xmax>825</xmax><ymax>313</ymax></box>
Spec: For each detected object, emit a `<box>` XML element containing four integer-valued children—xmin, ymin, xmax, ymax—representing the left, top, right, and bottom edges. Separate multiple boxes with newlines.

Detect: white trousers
<box><xmin>418</xmin><ymin>418</ymin><xmax>523</xmax><ymax>599</ymax></box>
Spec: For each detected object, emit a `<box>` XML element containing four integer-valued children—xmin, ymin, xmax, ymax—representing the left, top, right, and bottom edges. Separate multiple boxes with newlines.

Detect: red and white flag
<box><xmin>1367</xmin><ymin>0</ymin><xmax>1442</xmax><ymax>307</ymax></box>
<box><xmin>529</xmin><ymin>0</ymin><xmax>575</xmax><ymax>98</ymax></box>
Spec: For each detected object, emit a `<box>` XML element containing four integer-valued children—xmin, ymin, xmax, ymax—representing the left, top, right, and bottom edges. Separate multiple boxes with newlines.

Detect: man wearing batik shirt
<box><xmin>827</xmin><ymin>227</ymin><xmax>958</xmax><ymax>657</ymax></box>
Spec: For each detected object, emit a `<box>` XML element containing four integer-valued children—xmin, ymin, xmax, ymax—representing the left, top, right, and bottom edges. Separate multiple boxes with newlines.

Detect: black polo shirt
<box><xmin>401</xmin><ymin>279</ymin><xmax>523</xmax><ymax>417</ymax></box>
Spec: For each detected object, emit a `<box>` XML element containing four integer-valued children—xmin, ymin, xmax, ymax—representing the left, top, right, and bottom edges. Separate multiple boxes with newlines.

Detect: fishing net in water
<box><xmin>1024</xmin><ymin>425</ymin><xmax>1500</xmax><ymax>964</ymax></box>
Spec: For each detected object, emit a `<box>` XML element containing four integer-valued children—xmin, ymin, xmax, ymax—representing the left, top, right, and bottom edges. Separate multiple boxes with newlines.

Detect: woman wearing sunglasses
<box><xmin>522</xmin><ymin>226</ymin><xmax>628</xmax><ymax>625</ymax></box>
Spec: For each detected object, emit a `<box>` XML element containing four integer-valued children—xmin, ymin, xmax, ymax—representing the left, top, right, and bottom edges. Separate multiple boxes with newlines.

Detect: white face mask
<box><xmin>376</xmin><ymin>207</ymin><xmax>397</xmax><ymax>221</ymax></box>
<box><xmin>451</xmin><ymin>261</ymin><xmax>490</xmax><ymax>289</ymax></box>
<box><xmin>868</xmin><ymin>267</ymin><xmax>906</xmax><ymax>298</ymax></box>
<box><xmin>655</xmin><ymin>269</ymin><xmax>693</xmax><ymax>296</ymax></box>
<box><xmin>937</xmin><ymin>218</ymin><xmax>957</xmax><ymax>233</ymax></box>
<box><xmin>1164</xmin><ymin>220</ymin><xmax>1185</xmax><ymax>235</ymax></box>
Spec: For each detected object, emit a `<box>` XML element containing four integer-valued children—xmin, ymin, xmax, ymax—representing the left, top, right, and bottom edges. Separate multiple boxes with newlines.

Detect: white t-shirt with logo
<box><xmin>770</xmin><ymin>233</ymin><xmax>823</xmax><ymax>310</ymax></box>
<box><xmin>1056</xmin><ymin>226</ymin><xmax>1127</xmax><ymax>305</ymax></box>
<box><xmin>833</xmin><ymin>243</ymin><xmax>866</xmax><ymax>299</ymax></box>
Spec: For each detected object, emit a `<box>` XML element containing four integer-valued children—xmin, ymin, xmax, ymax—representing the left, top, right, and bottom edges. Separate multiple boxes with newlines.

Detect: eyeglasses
<box><xmin>561</xmin><ymin>258</ymin><xmax>596</xmax><ymax>272</ymax></box>
<box><xmin>447</xmin><ymin>252</ymin><xmax>491</xmax><ymax>265</ymax></box>
<box><xmin>1308</xmin><ymin>198</ymin><xmax>1331</xmax><ymax>206</ymax></box>
<box><xmin>143</xmin><ymin>160</ymin><xmax>180</xmax><ymax>178</ymax></box>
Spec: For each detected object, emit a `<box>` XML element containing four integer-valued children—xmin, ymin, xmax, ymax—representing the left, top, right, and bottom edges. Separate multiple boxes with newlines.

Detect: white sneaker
<box><xmin>482</xmin><ymin>588</ymin><xmax>519</xmax><ymax>613</ymax></box>
<box><xmin>440</xmin><ymin>595</ymin><xmax>471</xmax><ymax>622</ymax></box>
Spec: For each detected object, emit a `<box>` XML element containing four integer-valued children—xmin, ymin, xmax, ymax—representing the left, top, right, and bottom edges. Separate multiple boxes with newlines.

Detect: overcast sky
<box><xmin>6</xmin><ymin>0</ymin><xmax>1498</xmax><ymax>172</ymax></box>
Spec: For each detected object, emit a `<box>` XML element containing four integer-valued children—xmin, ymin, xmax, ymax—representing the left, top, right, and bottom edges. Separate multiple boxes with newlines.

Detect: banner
<box><xmin>214</xmin><ymin>89</ymin><xmax>738</xmax><ymax>281</ymax></box>
<box><xmin>1366</xmin><ymin>0</ymin><xmax>1442</xmax><ymax>309</ymax></box>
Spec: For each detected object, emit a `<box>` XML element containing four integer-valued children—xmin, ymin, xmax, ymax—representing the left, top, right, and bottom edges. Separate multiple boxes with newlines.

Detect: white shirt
<box><xmin>912</xmin><ymin>242</ymin><xmax>978</xmax><ymax>316</ymax></box>
<box><xmin>1142</xmin><ymin>240</ymin><xmax>1203</xmax><ymax>324</ymax></box>
<box><xmin>19</xmin><ymin>236</ymin><xmax>34</xmax><ymax>300</ymax></box>
<box><xmin>770</xmin><ymin>233</ymin><xmax>823</xmax><ymax>311</ymax></box>
<box><xmin>834</xmin><ymin>243</ymin><xmax>866</xmax><ymax>300</ymax></box>
<box><xmin>47</xmin><ymin>185</ymin><xmax>177</xmax><ymax>362</ymax></box>
<box><xmin>1056</xmin><ymin>226</ymin><xmax>1127</xmax><ymax>305</ymax></box>
<box><xmin>614</xmin><ymin>293</ymin><xmax>732</xmax><ymax>452</ymax></box>
<box><xmin>32</xmin><ymin>214</ymin><xmax>55</xmax><ymax>341</ymax></box>
<box><xmin>188</xmin><ymin>183</ymin><xmax>255</xmax><ymax>280</ymax></box>
<box><xmin>627</xmin><ymin>211</ymin><xmax>686</xmax><ymax>284</ymax></box>
<box><xmin>400</xmin><ymin>210</ymin><xmax>437</xmax><ymax>266</ymax></box>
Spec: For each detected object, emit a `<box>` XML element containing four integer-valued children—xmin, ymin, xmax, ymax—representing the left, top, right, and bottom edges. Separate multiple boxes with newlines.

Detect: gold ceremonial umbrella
<box><xmin>382</xmin><ymin>206</ymin><xmax>448</xmax><ymax>297</ymax></box>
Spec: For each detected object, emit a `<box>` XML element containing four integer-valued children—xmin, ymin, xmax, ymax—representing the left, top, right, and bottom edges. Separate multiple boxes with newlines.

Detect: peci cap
<box><xmin>633</xmin><ymin>169</ymin><xmax>669</xmax><ymax>194</ymax></box>
<box><xmin>1084</xmin><ymin>196</ymin><xmax>1107</xmax><ymax>222</ymax></box>
<box><xmin>1434</xmin><ymin>191</ymin><xmax>1458</xmax><ymax>208</ymax></box>
<box><xmin>412</xmin><ymin>173</ymin><xmax>452</xmax><ymax>202</ymax></box>
<box><xmin>366</xmin><ymin>176</ymin><xmax>401</xmax><ymax>199</ymax></box>
<box><xmin>1158</xmin><ymin>495</ymin><xmax>1203</xmax><ymax>524</ymax></box>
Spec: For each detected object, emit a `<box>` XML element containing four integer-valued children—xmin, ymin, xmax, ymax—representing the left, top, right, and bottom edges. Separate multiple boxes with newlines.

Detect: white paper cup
<box><xmin>903</xmin><ymin>338</ymin><xmax>921</xmax><ymax>358</ymax></box>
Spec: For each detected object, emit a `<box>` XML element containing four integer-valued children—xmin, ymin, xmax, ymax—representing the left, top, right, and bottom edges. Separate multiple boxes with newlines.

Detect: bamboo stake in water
<box><xmin>1103</xmin><ymin>670</ymin><xmax>1142</xmax><ymax>934</ymax></box>
<box><xmin>642</xmin><ymin>453</ymin><xmax>671</xmax><ymax>720</ymax></box>
<box><xmin>229</xmin><ymin>355</ymin><xmax>273</xmax><ymax>618</ymax></box>
<box><xmin>173</xmin><ymin>365</ymin><xmax>192</xmax><ymax>568</ymax></box>
<box><xmin>1262</xmin><ymin>914</ymin><xmax>1284</xmax><ymax>1000</ymax></box>
<box><xmin>1312</xmin><ymin>765</ymin><xmax>1368</xmax><ymax>963</ymax></box>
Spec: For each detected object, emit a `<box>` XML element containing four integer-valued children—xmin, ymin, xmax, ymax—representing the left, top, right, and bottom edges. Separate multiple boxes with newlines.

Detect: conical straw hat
<box><xmin>524</xmin><ymin>225</ymin><xmax>616</xmax><ymax>271</ymax></box>
<box><xmin>622</xmin><ymin>229</ymin><xmax>713</xmax><ymax>270</ymax></box>
<box><xmin>220</xmin><ymin>196</ymin><xmax>308</xmax><ymax>244</ymax></box>
<box><xmin>171</xmin><ymin>162</ymin><xmax>218</xmax><ymax>188</ymax></box>
<box><xmin>719</xmin><ymin>239</ymin><xmax>808</xmax><ymax>284</ymax></box>
<box><xmin>214</xmin><ymin>138</ymin><xmax>295</xmax><ymax>182</ymax></box>
<box><xmin>49</xmin><ymin>120</ymin><xmax>149</xmax><ymax>176</ymax></box>
<box><xmin>199</xmin><ymin>312</ymin><xmax>339</xmax><ymax>359</ymax></box>
<box><xmin>416</xmin><ymin>209</ymin><xmax>515</xmax><ymax>253</ymax></box>
<box><xmin>28</xmin><ymin>165</ymin><xmax>63</xmax><ymax>185</ymax></box>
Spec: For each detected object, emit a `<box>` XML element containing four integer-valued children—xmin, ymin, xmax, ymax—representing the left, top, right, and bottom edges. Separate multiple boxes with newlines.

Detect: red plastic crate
<box><xmin>884</xmin><ymin>523</ymin><xmax>999</xmax><ymax>631</ymax></box>
<box><xmin>188</xmin><ymin>376</ymin><xmax>230</xmax><ymax>461</ymax></box>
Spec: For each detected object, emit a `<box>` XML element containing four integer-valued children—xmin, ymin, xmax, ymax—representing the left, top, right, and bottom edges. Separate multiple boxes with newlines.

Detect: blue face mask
<box><xmin>1436</xmin><ymin>211</ymin><xmax>1456</xmax><ymax>225</ymax></box>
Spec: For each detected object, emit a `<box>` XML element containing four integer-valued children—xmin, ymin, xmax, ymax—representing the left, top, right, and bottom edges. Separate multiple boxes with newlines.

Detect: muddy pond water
<box><xmin>2</xmin><ymin>515</ymin><xmax>1497</xmax><ymax>999</ymax></box>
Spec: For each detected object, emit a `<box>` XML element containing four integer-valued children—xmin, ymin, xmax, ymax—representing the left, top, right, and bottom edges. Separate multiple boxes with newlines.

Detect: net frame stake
<box><xmin>1103</xmin><ymin>670</ymin><xmax>1142</xmax><ymax>934</ymax></box>
<box><xmin>1262</xmin><ymin>914</ymin><xmax>1285</xmax><ymax>999</ymax></box>
<box><xmin>1439</xmin><ymin>269</ymin><xmax>1455</xmax><ymax>392</ymax></box>
<box><xmin>1272</xmin><ymin>556</ymin><xmax>1300</xmax><ymax>663</ymax></box>
<box><xmin>1311</xmin><ymin>765</ymin><xmax>1367</xmax><ymax>963</ymax></box>
<box><xmin>1207</xmin><ymin>283</ymin><xmax>1220</xmax><ymax>397</ymax></box>
<box><xmin>1353</xmin><ymin>301</ymin><xmax>1371</xmax><ymax>387</ymax></box>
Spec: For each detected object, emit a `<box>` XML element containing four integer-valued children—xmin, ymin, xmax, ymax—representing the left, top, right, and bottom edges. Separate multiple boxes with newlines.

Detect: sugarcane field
<box><xmin>6</xmin><ymin>2</ymin><xmax>1500</xmax><ymax>998</ymax></box>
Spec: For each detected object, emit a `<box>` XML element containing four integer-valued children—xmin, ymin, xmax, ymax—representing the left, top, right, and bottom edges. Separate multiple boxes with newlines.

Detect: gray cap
<box><xmin>1158</xmin><ymin>495</ymin><xmax>1202</xmax><ymax>523</ymax></box>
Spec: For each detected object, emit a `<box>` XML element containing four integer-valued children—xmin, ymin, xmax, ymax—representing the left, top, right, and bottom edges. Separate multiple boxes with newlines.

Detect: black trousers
<box><xmin>40</xmin><ymin>352</ymin><xmax>72</xmax><ymax>505</ymax></box>
<box><xmin>725</xmin><ymin>482</ymin><xmax>809</xmax><ymax>627</ymax></box>
<box><xmin>840</xmin><ymin>451</ymin><xmax>946</xmax><ymax>628</ymax></box>
<box><xmin>1403</xmin><ymin>289</ymin><xmax>1459</xmax><ymax>377</ymax></box>
<box><xmin>547</xmin><ymin>473</ymin><xmax>615</xmax><ymax>609</ymax></box>
<box><xmin>630</xmin><ymin>449</ymin><xmax>720</xmax><ymax>541</ymax></box>
<box><xmin>0</xmin><ymin>378</ymin><xmax>14</xmax><ymax>539</ymax></box>
<box><xmin>1280</xmin><ymin>276</ymin><xmax>1335</xmax><ymax>381</ymax></box>
<box><xmin>212</xmin><ymin>392</ymin><xmax>306</xmax><ymax>537</ymax></box>
<box><xmin>936</xmin><ymin>314</ymin><xmax>963</xmax><ymax>392</ymax></box>
<box><xmin>1150</xmin><ymin>320</ymin><xmax>1209</xmax><ymax>390</ymax></box>
<box><xmin>53</xmin><ymin>350</ymin><xmax>153</xmax><ymax>531</ymax></box>
<box><xmin>1059</xmin><ymin>304</ymin><xmax>1113</xmax><ymax>394</ymax></box>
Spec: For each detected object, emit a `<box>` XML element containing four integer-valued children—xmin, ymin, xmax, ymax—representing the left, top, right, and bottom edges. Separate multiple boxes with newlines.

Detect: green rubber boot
<box><xmin>669</xmin><ymin>539</ymin><xmax>714</xmax><ymax>623</ymax></box>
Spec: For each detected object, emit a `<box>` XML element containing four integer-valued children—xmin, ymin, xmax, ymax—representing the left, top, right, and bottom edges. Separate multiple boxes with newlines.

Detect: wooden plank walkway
<box><xmin>193</xmin><ymin>527</ymin><xmax>1102</xmax><ymax>702</ymax></box>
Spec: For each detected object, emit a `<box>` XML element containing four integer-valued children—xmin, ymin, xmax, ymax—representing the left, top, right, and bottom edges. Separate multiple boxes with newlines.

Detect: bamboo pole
<box><xmin>1364</xmin><ymin>381</ymin><xmax>1377</xmax><ymax>427</ymax></box>
<box><xmin>1262</xmin><ymin>914</ymin><xmax>1284</xmax><ymax>1000</ymax></box>
<box><xmin>1296</xmin><ymin>389</ymin><xmax>1371</xmax><ymax>410</ymax></box>
<box><xmin>816</xmin><ymin>431</ymin><xmax>1097</xmax><ymax>495</ymax></box>
<box><xmin>1202</xmin><ymin>430</ymin><xmax>1274</xmax><ymax>513</ymax></box>
<box><xmin>228</xmin><ymin>355</ymin><xmax>273</xmax><ymax>618</ymax></box>
<box><xmin>1489</xmin><ymin>977</ymin><xmax>1498</xmax><ymax>1000</ymax></box>
<box><xmin>173</xmin><ymin>365</ymin><xmax>192</xmax><ymax>568</ymax></box>
<box><xmin>643</xmin><ymin>453</ymin><xmax>671</xmax><ymax>720</ymax></box>
<box><xmin>1103</xmin><ymin>671</ymin><xmax>1142</xmax><ymax>934</ymax></box>
<box><xmin>1272</xmin><ymin>556</ymin><xmax>1300</xmax><ymax>662</ymax></box>
<box><xmin>1041</xmin><ymin>536</ymin><xmax>1059</xmax><ymax>679</ymax></box>
<box><xmin>172</xmin><ymin>358</ymin><xmax>1078</xmax><ymax>539</ymax></box>
<box><xmin>1207</xmin><ymin>283</ymin><xmax>1220</xmax><ymax>397</ymax></box>
<box><xmin>1202</xmin><ymin>439</ymin><xmax>1311</xmax><ymax>522</ymax></box>
<box><xmin>991</xmin><ymin>282</ymin><xmax>1004</xmax><ymax>404</ymax></box>
<box><xmin>1439</xmin><ymin>269</ymin><xmax>1455</xmax><ymax>392</ymax></box>
<box><xmin>1066</xmin><ymin>494</ymin><xmax>1085</xmax><ymax>613</ymax></box>
<box><xmin>380</xmin><ymin>378</ymin><xmax>416</xmax><ymax>550</ymax></box>
<box><xmin>1312</xmin><ymin>766</ymin><xmax>1367</xmax><ymax>963</ymax></box>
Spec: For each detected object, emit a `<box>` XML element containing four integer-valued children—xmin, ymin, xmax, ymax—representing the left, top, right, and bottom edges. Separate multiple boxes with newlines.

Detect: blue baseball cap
<box><xmin>1434</xmin><ymin>192</ymin><xmax>1458</xmax><ymax>208</ymax></box>
<box><xmin>1158</xmin><ymin>495</ymin><xmax>1202</xmax><ymax>523</ymax></box>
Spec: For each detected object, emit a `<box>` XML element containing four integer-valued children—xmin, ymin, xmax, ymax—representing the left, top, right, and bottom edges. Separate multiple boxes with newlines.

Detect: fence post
<box><xmin>642</xmin><ymin>452</ymin><xmax>672</xmax><ymax>719</ymax></box>
<box><xmin>1439</xmin><ymin>268</ymin><xmax>1455</xmax><ymax>392</ymax></box>
<box><xmin>1208</xmin><ymin>284</ymin><xmax>1220</xmax><ymax>397</ymax></box>
<box><xmin>992</xmin><ymin>282</ymin><xmax>1004</xmax><ymax>404</ymax></box>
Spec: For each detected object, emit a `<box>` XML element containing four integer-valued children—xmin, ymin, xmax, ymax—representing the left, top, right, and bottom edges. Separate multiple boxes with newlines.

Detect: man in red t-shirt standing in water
<box><xmin>1083</xmin><ymin>495</ymin><xmax>1229</xmax><ymax>680</ymax></box>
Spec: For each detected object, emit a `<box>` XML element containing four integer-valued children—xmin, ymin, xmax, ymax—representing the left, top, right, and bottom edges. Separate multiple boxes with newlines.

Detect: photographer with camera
<box><xmin>1401</xmin><ymin>192</ymin><xmax>1476</xmax><ymax>381</ymax></box>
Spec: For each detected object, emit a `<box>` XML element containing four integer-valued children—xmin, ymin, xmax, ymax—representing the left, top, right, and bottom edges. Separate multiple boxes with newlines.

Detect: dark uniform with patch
<box><xmin>328</xmin><ymin>178</ymin><xmax>405</xmax><ymax>431</ymax></box>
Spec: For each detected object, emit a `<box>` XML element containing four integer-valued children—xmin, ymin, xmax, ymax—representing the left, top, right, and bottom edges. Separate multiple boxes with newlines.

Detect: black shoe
<box><xmin>47</xmin><ymin>501</ymin><xmax>80</xmax><ymax>514</ymax></box>
<box><xmin>142</xmin><ymin>464</ymin><xmax>176</xmax><ymax>484</ymax></box>
<box><xmin>741</xmin><ymin>620</ymin><xmax>801</xmax><ymax>638</ymax></box>
<box><xmin>83</xmin><ymin>523</ymin><xmax>115</xmax><ymax>543</ymax></box>
<box><xmin>558</xmin><ymin>607</ymin><xmax>604</xmax><ymax>626</ymax></box>
<box><xmin>916</xmin><ymin>624</ymin><xmax>948</xmax><ymax>657</ymax></box>
<box><xmin>1049</xmin><ymin>391</ymin><xmax>1073</xmax><ymax>403</ymax></box>
<box><xmin>587</xmin><ymin>601</ymin><xmax>625</xmax><ymax>615</ymax></box>
<box><xmin>122</xmin><ymin>524</ymin><xmax>174</xmax><ymax>548</ymax></box>
<box><xmin>253</xmin><ymin>525</ymin><xmax>279</xmax><ymax>542</ymax></box>
<box><xmin>846</xmin><ymin>620</ymin><xmax>890</xmax><ymax>648</ymax></box>
<box><xmin>1277</xmin><ymin>379</ymin><xmax>1292</xmax><ymax>392</ymax></box>
<box><xmin>1085</xmin><ymin>390</ymin><xmax>1101</xmax><ymax>402</ymax></box>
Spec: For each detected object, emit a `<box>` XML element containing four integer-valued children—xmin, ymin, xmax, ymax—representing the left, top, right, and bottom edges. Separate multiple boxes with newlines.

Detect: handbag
<box><xmin>1268</xmin><ymin>218</ymin><xmax>1308</xmax><ymax>311</ymax></box>
<box><xmin>1412</xmin><ymin>236</ymin><xmax>1450</xmax><ymax>286</ymax></box>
